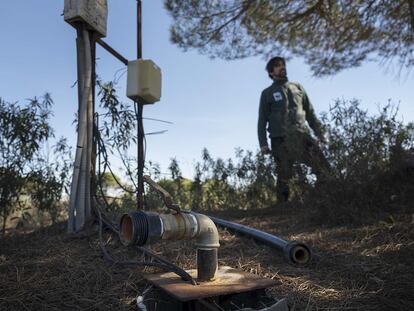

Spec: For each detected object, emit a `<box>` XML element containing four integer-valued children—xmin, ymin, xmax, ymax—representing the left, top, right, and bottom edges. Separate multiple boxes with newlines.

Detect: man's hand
<box><xmin>261</xmin><ymin>145</ymin><xmax>271</xmax><ymax>154</ymax></box>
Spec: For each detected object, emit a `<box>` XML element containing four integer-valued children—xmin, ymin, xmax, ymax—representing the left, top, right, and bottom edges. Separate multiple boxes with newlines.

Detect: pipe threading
<box><xmin>120</xmin><ymin>211</ymin><xmax>148</xmax><ymax>246</ymax></box>
<box><xmin>119</xmin><ymin>211</ymin><xmax>220</xmax><ymax>281</ymax></box>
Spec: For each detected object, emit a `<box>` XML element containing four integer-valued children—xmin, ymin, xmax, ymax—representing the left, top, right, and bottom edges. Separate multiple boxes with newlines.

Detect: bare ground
<box><xmin>0</xmin><ymin>206</ymin><xmax>413</xmax><ymax>310</ymax></box>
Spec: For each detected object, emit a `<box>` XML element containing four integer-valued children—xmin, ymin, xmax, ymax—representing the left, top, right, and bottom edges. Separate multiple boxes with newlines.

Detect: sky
<box><xmin>0</xmin><ymin>1</ymin><xmax>413</xmax><ymax>179</ymax></box>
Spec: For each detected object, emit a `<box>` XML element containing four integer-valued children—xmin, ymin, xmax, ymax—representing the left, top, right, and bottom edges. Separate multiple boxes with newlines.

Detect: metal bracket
<box><xmin>143</xmin><ymin>175</ymin><xmax>181</xmax><ymax>213</ymax></box>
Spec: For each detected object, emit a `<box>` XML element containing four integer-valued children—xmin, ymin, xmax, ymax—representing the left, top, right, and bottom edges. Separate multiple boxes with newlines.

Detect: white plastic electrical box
<box><xmin>64</xmin><ymin>0</ymin><xmax>108</xmax><ymax>38</ymax></box>
<box><xmin>127</xmin><ymin>59</ymin><xmax>162</xmax><ymax>104</ymax></box>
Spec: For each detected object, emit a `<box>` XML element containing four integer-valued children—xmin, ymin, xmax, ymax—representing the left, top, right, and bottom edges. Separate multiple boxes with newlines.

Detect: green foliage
<box><xmin>306</xmin><ymin>99</ymin><xmax>414</xmax><ymax>223</ymax></box>
<box><xmin>95</xmin><ymin>171</ymin><xmax>133</xmax><ymax>214</ymax></box>
<box><xmin>165</xmin><ymin>0</ymin><xmax>414</xmax><ymax>76</ymax></box>
<box><xmin>0</xmin><ymin>96</ymin><xmax>71</xmax><ymax>234</ymax></box>
<box><xmin>97</xmin><ymin>80</ymin><xmax>136</xmax><ymax>151</ymax></box>
<box><xmin>143</xmin><ymin>99</ymin><xmax>413</xmax><ymax>224</ymax></box>
<box><xmin>95</xmin><ymin>78</ymin><xmax>141</xmax><ymax>202</ymax></box>
<box><xmin>98</xmin><ymin>172</ymin><xmax>121</xmax><ymax>193</ymax></box>
<box><xmin>94</xmin><ymin>78</ymin><xmax>413</xmax><ymax>225</ymax></box>
<box><xmin>0</xmin><ymin>167</ymin><xmax>25</xmax><ymax>233</ymax></box>
<box><xmin>0</xmin><ymin>94</ymin><xmax>53</xmax><ymax>169</ymax></box>
<box><xmin>143</xmin><ymin>148</ymin><xmax>278</xmax><ymax>212</ymax></box>
<box><xmin>26</xmin><ymin>138</ymin><xmax>72</xmax><ymax>224</ymax></box>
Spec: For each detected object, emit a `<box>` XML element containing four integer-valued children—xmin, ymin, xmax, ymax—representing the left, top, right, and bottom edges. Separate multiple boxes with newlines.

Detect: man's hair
<box><xmin>266</xmin><ymin>56</ymin><xmax>286</xmax><ymax>79</ymax></box>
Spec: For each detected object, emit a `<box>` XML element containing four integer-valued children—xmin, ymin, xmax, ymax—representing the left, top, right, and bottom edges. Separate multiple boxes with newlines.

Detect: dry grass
<box><xmin>0</xmin><ymin>205</ymin><xmax>413</xmax><ymax>310</ymax></box>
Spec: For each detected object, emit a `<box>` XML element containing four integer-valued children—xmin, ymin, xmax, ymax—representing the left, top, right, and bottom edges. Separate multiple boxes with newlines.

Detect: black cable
<box><xmin>96</xmin><ymin>129</ymin><xmax>128</xmax><ymax>189</ymax></box>
<box><xmin>95</xmin><ymin>115</ymin><xmax>116</xmax><ymax>213</ymax></box>
<box><xmin>95</xmin><ymin>123</ymin><xmax>137</xmax><ymax>193</ymax></box>
<box><xmin>142</xmin><ymin>117</ymin><xmax>173</xmax><ymax>124</ymax></box>
<box><xmin>92</xmin><ymin>95</ymin><xmax>197</xmax><ymax>284</ymax></box>
<box><xmin>94</xmin><ymin>201</ymin><xmax>196</xmax><ymax>285</ymax></box>
<box><xmin>93</xmin><ymin>122</ymin><xmax>196</xmax><ymax>284</ymax></box>
<box><xmin>114</xmin><ymin>148</ymin><xmax>139</xmax><ymax>193</ymax></box>
<box><xmin>96</xmin><ymin>111</ymin><xmax>174</xmax><ymax>125</ymax></box>
<box><xmin>134</xmin><ymin>101</ymin><xmax>147</xmax><ymax>205</ymax></box>
<box><xmin>97</xmin><ymin>207</ymin><xmax>173</xmax><ymax>269</ymax></box>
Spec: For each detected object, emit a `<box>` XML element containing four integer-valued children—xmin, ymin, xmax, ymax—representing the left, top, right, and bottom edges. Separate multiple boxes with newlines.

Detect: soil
<box><xmin>0</xmin><ymin>206</ymin><xmax>413</xmax><ymax>310</ymax></box>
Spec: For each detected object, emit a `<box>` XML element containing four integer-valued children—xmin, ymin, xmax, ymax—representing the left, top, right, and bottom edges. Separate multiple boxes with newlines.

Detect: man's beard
<box><xmin>274</xmin><ymin>74</ymin><xmax>288</xmax><ymax>82</ymax></box>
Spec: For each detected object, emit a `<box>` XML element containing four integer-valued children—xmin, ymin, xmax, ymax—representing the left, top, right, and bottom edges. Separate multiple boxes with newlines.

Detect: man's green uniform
<box><xmin>258</xmin><ymin>78</ymin><xmax>328</xmax><ymax>201</ymax></box>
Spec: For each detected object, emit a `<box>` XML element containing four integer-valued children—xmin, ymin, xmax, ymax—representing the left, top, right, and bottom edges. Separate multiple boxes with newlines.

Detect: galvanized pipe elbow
<box><xmin>192</xmin><ymin>213</ymin><xmax>220</xmax><ymax>249</ymax></box>
<box><xmin>119</xmin><ymin>211</ymin><xmax>220</xmax><ymax>281</ymax></box>
<box><xmin>191</xmin><ymin>213</ymin><xmax>219</xmax><ymax>281</ymax></box>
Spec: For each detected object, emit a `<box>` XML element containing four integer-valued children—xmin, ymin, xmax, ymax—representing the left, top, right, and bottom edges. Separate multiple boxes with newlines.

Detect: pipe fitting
<box><xmin>119</xmin><ymin>211</ymin><xmax>162</xmax><ymax>246</ymax></box>
<box><xmin>192</xmin><ymin>213</ymin><xmax>220</xmax><ymax>249</ymax></box>
<box><xmin>159</xmin><ymin>212</ymin><xmax>198</xmax><ymax>240</ymax></box>
<box><xmin>192</xmin><ymin>213</ymin><xmax>220</xmax><ymax>281</ymax></box>
<box><xmin>119</xmin><ymin>211</ymin><xmax>220</xmax><ymax>281</ymax></box>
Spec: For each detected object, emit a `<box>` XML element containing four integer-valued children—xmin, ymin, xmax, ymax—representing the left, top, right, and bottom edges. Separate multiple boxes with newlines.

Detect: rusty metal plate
<box><xmin>144</xmin><ymin>266</ymin><xmax>280</xmax><ymax>302</ymax></box>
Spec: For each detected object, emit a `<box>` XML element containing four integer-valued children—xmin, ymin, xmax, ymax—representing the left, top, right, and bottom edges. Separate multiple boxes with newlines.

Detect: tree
<box><xmin>0</xmin><ymin>95</ymin><xmax>53</xmax><ymax>234</ymax></box>
<box><xmin>0</xmin><ymin>95</ymin><xmax>70</xmax><ymax>234</ymax></box>
<box><xmin>27</xmin><ymin>137</ymin><xmax>72</xmax><ymax>224</ymax></box>
<box><xmin>164</xmin><ymin>0</ymin><xmax>414</xmax><ymax>76</ymax></box>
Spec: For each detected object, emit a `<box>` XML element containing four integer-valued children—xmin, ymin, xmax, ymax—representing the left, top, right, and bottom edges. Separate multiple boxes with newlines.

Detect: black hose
<box><xmin>209</xmin><ymin>216</ymin><xmax>312</xmax><ymax>265</ymax></box>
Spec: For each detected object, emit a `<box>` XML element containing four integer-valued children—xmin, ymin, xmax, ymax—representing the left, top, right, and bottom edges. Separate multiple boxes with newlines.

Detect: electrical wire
<box><xmin>95</xmin><ymin>123</ymin><xmax>137</xmax><ymax>193</ymax></box>
<box><xmin>145</xmin><ymin>130</ymin><xmax>168</xmax><ymax>136</ymax></box>
<box><xmin>142</xmin><ymin>117</ymin><xmax>173</xmax><ymax>124</ymax></box>
<box><xmin>134</xmin><ymin>101</ymin><xmax>147</xmax><ymax>204</ymax></box>
<box><xmin>94</xmin><ymin>199</ymin><xmax>196</xmax><ymax>285</ymax></box>
<box><xmin>112</xmin><ymin>67</ymin><xmax>128</xmax><ymax>85</ymax></box>
<box><xmin>93</xmin><ymin>113</ymin><xmax>196</xmax><ymax>285</ymax></box>
<box><xmin>95</xmin><ymin>111</ymin><xmax>174</xmax><ymax>125</ymax></box>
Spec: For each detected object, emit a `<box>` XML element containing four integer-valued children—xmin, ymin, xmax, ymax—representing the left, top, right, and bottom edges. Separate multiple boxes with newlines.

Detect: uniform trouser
<box><xmin>270</xmin><ymin>133</ymin><xmax>329</xmax><ymax>202</ymax></box>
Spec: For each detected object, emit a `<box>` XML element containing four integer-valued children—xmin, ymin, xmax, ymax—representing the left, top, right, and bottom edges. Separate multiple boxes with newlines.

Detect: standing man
<box><xmin>258</xmin><ymin>56</ymin><xmax>328</xmax><ymax>203</ymax></box>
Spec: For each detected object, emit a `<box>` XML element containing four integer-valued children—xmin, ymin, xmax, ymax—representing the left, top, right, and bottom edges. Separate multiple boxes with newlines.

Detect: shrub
<box><xmin>306</xmin><ymin>99</ymin><xmax>414</xmax><ymax>224</ymax></box>
<box><xmin>0</xmin><ymin>96</ymin><xmax>71</xmax><ymax>234</ymax></box>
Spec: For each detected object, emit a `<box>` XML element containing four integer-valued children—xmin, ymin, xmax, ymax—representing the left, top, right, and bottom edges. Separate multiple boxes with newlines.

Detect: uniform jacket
<box><xmin>257</xmin><ymin>79</ymin><xmax>322</xmax><ymax>147</ymax></box>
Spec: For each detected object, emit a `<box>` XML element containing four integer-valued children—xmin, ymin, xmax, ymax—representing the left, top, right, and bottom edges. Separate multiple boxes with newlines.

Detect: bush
<box><xmin>305</xmin><ymin>99</ymin><xmax>414</xmax><ymax>224</ymax></box>
<box><xmin>0</xmin><ymin>96</ymin><xmax>71</xmax><ymax>234</ymax></box>
<box><xmin>144</xmin><ymin>149</ymin><xmax>278</xmax><ymax>212</ymax></box>
<box><xmin>100</xmin><ymin>97</ymin><xmax>413</xmax><ymax>226</ymax></box>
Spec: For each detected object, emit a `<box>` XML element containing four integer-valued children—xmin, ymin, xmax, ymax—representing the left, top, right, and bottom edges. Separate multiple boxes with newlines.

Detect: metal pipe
<box><xmin>90</xmin><ymin>34</ymin><xmax>97</xmax><ymax>216</ymax></box>
<box><xmin>193</xmin><ymin>213</ymin><xmax>220</xmax><ymax>249</ymax></box>
<box><xmin>197</xmin><ymin>248</ymin><xmax>218</xmax><ymax>281</ymax></box>
<box><xmin>76</xmin><ymin>28</ymin><xmax>93</xmax><ymax>231</ymax></box>
<box><xmin>119</xmin><ymin>211</ymin><xmax>220</xmax><ymax>281</ymax></box>
<box><xmin>68</xmin><ymin>28</ymin><xmax>85</xmax><ymax>233</ymax></box>
<box><xmin>136</xmin><ymin>0</ymin><xmax>145</xmax><ymax>210</ymax></box>
<box><xmin>209</xmin><ymin>216</ymin><xmax>311</xmax><ymax>265</ymax></box>
<box><xmin>137</xmin><ymin>0</ymin><xmax>142</xmax><ymax>59</ymax></box>
<box><xmin>85</xmin><ymin>31</ymin><xmax>94</xmax><ymax>220</ymax></box>
<box><xmin>68</xmin><ymin>27</ymin><xmax>92</xmax><ymax>232</ymax></box>
<box><xmin>137</xmin><ymin>103</ymin><xmax>144</xmax><ymax>210</ymax></box>
<box><xmin>96</xmin><ymin>38</ymin><xmax>128</xmax><ymax>65</ymax></box>
<box><xmin>192</xmin><ymin>213</ymin><xmax>220</xmax><ymax>281</ymax></box>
